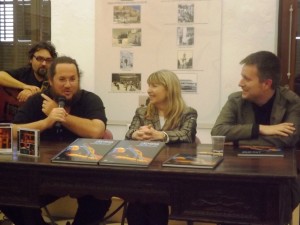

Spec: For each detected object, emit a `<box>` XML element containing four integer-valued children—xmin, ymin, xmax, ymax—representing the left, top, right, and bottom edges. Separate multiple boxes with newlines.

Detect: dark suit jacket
<box><xmin>211</xmin><ymin>86</ymin><xmax>300</xmax><ymax>147</ymax></box>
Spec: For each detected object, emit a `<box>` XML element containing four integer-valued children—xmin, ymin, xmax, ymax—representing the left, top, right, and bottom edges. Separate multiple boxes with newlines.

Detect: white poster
<box><xmin>95</xmin><ymin>0</ymin><xmax>222</xmax><ymax>125</ymax></box>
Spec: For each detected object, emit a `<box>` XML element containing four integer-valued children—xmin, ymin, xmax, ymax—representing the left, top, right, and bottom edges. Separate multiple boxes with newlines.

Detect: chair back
<box><xmin>195</xmin><ymin>136</ymin><xmax>201</xmax><ymax>144</ymax></box>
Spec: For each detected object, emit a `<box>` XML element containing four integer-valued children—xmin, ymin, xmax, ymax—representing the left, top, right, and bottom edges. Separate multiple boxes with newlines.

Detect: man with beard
<box><xmin>0</xmin><ymin>41</ymin><xmax>57</xmax><ymax>102</ymax></box>
<box><xmin>1</xmin><ymin>56</ymin><xmax>111</xmax><ymax>225</ymax></box>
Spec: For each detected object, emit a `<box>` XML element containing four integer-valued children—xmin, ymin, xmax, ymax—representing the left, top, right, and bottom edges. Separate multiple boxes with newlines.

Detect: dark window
<box><xmin>0</xmin><ymin>0</ymin><xmax>51</xmax><ymax>70</ymax></box>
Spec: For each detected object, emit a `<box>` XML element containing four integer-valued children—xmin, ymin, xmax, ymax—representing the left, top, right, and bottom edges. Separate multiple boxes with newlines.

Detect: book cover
<box><xmin>237</xmin><ymin>146</ymin><xmax>284</xmax><ymax>157</ymax></box>
<box><xmin>17</xmin><ymin>128</ymin><xmax>40</xmax><ymax>157</ymax></box>
<box><xmin>162</xmin><ymin>153</ymin><xmax>224</xmax><ymax>169</ymax></box>
<box><xmin>51</xmin><ymin>138</ymin><xmax>119</xmax><ymax>165</ymax></box>
<box><xmin>99</xmin><ymin>140</ymin><xmax>165</xmax><ymax>167</ymax></box>
<box><xmin>0</xmin><ymin>123</ymin><xmax>13</xmax><ymax>154</ymax></box>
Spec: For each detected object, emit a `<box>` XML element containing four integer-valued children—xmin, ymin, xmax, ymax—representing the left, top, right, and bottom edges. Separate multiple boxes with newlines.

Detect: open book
<box><xmin>162</xmin><ymin>153</ymin><xmax>224</xmax><ymax>169</ymax></box>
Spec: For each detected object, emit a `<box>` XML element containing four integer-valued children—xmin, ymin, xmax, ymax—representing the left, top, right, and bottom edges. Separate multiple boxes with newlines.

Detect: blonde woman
<box><xmin>125</xmin><ymin>69</ymin><xmax>198</xmax><ymax>225</ymax></box>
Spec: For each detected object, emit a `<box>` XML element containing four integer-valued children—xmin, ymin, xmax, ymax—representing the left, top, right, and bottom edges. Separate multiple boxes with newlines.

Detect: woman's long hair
<box><xmin>145</xmin><ymin>70</ymin><xmax>186</xmax><ymax>130</ymax></box>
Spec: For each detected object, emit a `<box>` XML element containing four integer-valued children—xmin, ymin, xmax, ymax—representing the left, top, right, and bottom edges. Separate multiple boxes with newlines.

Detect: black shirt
<box><xmin>14</xmin><ymin>89</ymin><xmax>107</xmax><ymax>141</ymax></box>
<box><xmin>251</xmin><ymin>93</ymin><xmax>276</xmax><ymax>138</ymax></box>
<box><xmin>5</xmin><ymin>65</ymin><xmax>44</xmax><ymax>88</ymax></box>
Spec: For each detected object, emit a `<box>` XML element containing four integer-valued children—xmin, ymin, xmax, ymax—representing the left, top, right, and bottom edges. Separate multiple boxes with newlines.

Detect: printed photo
<box><xmin>177</xmin><ymin>50</ymin><xmax>193</xmax><ymax>69</ymax></box>
<box><xmin>113</xmin><ymin>5</ymin><xmax>141</xmax><ymax>24</ymax></box>
<box><xmin>112</xmin><ymin>28</ymin><xmax>142</xmax><ymax>47</ymax></box>
<box><xmin>111</xmin><ymin>73</ymin><xmax>141</xmax><ymax>92</ymax></box>
<box><xmin>178</xmin><ymin>4</ymin><xmax>194</xmax><ymax>23</ymax></box>
<box><xmin>120</xmin><ymin>50</ymin><xmax>133</xmax><ymax>70</ymax></box>
<box><xmin>177</xmin><ymin>27</ymin><xmax>194</xmax><ymax>46</ymax></box>
<box><xmin>177</xmin><ymin>73</ymin><xmax>198</xmax><ymax>93</ymax></box>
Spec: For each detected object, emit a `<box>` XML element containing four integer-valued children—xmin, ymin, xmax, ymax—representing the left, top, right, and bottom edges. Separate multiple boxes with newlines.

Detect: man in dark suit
<box><xmin>212</xmin><ymin>51</ymin><xmax>300</xmax><ymax>225</ymax></box>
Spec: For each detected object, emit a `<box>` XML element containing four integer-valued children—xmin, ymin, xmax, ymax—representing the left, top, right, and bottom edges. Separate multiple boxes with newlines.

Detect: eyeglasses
<box><xmin>33</xmin><ymin>55</ymin><xmax>53</xmax><ymax>63</ymax></box>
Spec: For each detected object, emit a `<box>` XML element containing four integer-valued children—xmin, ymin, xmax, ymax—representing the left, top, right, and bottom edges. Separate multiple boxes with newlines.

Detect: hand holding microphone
<box><xmin>55</xmin><ymin>96</ymin><xmax>66</xmax><ymax>129</ymax></box>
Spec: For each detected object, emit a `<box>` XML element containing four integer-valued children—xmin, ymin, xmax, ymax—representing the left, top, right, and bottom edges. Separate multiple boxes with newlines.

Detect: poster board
<box><xmin>95</xmin><ymin>0</ymin><xmax>222</xmax><ymax>126</ymax></box>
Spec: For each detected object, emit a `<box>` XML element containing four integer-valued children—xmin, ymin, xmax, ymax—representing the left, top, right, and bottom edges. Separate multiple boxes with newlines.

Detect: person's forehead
<box><xmin>34</xmin><ymin>48</ymin><xmax>51</xmax><ymax>57</ymax></box>
<box><xmin>55</xmin><ymin>63</ymin><xmax>78</xmax><ymax>75</ymax></box>
<box><xmin>242</xmin><ymin>64</ymin><xmax>259</xmax><ymax>75</ymax></box>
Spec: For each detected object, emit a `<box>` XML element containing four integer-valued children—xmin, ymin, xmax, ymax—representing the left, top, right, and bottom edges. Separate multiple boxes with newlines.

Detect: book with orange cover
<box><xmin>17</xmin><ymin>128</ymin><xmax>40</xmax><ymax>157</ymax></box>
<box><xmin>99</xmin><ymin>140</ymin><xmax>165</xmax><ymax>167</ymax></box>
<box><xmin>162</xmin><ymin>153</ymin><xmax>223</xmax><ymax>169</ymax></box>
<box><xmin>51</xmin><ymin>138</ymin><xmax>119</xmax><ymax>165</ymax></box>
<box><xmin>0</xmin><ymin>123</ymin><xmax>13</xmax><ymax>154</ymax></box>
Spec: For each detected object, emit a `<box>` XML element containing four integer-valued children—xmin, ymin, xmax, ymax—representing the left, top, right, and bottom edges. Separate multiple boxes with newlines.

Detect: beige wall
<box><xmin>51</xmin><ymin>0</ymin><xmax>279</xmax><ymax>142</ymax></box>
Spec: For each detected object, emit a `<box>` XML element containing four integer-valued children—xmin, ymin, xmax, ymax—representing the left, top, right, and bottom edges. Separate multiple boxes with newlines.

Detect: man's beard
<box><xmin>36</xmin><ymin>67</ymin><xmax>47</xmax><ymax>79</ymax></box>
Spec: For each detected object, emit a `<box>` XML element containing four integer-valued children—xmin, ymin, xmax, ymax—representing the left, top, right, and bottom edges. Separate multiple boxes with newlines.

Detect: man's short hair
<box><xmin>240</xmin><ymin>51</ymin><xmax>281</xmax><ymax>89</ymax></box>
<box><xmin>28</xmin><ymin>41</ymin><xmax>57</xmax><ymax>59</ymax></box>
<box><xmin>48</xmin><ymin>56</ymin><xmax>81</xmax><ymax>80</ymax></box>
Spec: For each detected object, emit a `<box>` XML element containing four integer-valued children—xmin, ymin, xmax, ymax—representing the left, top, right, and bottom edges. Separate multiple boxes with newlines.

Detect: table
<box><xmin>0</xmin><ymin>142</ymin><xmax>297</xmax><ymax>225</ymax></box>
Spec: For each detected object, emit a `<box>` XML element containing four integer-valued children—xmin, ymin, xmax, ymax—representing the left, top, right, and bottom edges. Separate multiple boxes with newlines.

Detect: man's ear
<box><xmin>264</xmin><ymin>79</ymin><xmax>273</xmax><ymax>89</ymax></box>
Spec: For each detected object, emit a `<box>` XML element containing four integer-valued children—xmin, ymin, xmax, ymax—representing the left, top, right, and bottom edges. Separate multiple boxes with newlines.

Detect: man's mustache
<box><xmin>37</xmin><ymin>67</ymin><xmax>47</xmax><ymax>78</ymax></box>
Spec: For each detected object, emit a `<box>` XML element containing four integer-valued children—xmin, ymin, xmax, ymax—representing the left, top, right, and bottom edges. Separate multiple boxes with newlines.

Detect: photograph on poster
<box><xmin>111</xmin><ymin>73</ymin><xmax>141</xmax><ymax>92</ymax></box>
<box><xmin>177</xmin><ymin>50</ymin><xmax>193</xmax><ymax>69</ymax></box>
<box><xmin>112</xmin><ymin>28</ymin><xmax>142</xmax><ymax>47</ymax></box>
<box><xmin>177</xmin><ymin>27</ymin><xmax>194</xmax><ymax>46</ymax></box>
<box><xmin>178</xmin><ymin>4</ymin><xmax>194</xmax><ymax>23</ymax></box>
<box><xmin>177</xmin><ymin>73</ymin><xmax>197</xmax><ymax>93</ymax></box>
<box><xmin>96</xmin><ymin>0</ymin><xmax>222</xmax><ymax>124</ymax></box>
<box><xmin>113</xmin><ymin>5</ymin><xmax>141</xmax><ymax>24</ymax></box>
<box><xmin>120</xmin><ymin>50</ymin><xmax>133</xmax><ymax>70</ymax></box>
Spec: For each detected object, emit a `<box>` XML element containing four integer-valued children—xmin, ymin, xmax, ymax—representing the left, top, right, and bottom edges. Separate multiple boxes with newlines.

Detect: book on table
<box><xmin>99</xmin><ymin>140</ymin><xmax>165</xmax><ymax>167</ymax></box>
<box><xmin>51</xmin><ymin>139</ymin><xmax>165</xmax><ymax>166</ymax></box>
<box><xmin>0</xmin><ymin>123</ymin><xmax>13</xmax><ymax>154</ymax></box>
<box><xmin>51</xmin><ymin>138</ymin><xmax>120</xmax><ymax>165</ymax></box>
<box><xmin>17</xmin><ymin>128</ymin><xmax>40</xmax><ymax>157</ymax></box>
<box><xmin>162</xmin><ymin>153</ymin><xmax>224</xmax><ymax>169</ymax></box>
<box><xmin>237</xmin><ymin>145</ymin><xmax>284</xmax><ymax>157</ymax></box>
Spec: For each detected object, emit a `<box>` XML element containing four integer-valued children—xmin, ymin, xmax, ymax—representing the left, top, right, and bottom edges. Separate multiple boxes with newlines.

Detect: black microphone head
<box><xmin>57</xmin><ymin>96</ymin><xmax>66</xmax><ymax>108</ymax></box>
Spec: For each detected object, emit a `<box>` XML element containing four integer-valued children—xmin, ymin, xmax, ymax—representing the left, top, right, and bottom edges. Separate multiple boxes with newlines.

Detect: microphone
<box><xmin>55</xmin><ymin>96</ymin><xmax>66</xmax><ymax>130</ymax></box>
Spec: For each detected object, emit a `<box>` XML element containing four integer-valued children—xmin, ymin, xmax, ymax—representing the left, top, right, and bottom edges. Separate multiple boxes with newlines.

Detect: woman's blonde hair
<box><xmin>145</xmin><ymin>70</ymin><xmax>186</xmax><ymax>130</ymax></box>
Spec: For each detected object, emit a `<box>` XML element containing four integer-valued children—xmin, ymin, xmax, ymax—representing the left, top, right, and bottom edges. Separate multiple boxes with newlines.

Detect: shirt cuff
<box><xmin>162</xmin><ymin>131</ymin><xmax>169</xmax><ymax>143</ymax></box>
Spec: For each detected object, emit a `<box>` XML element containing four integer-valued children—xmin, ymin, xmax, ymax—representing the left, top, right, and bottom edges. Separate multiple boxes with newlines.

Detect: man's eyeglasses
<box><xmin>33</xmin><ymin>55</ymin><xmax>53</xmax><ymax>63</ymax></box>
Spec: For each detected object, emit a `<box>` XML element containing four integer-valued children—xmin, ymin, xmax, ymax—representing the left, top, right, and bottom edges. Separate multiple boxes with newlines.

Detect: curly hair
<box><xmin>28</xmin><ymin>41</ymin><xmax>57</xmax><ymax>59</ymax></box>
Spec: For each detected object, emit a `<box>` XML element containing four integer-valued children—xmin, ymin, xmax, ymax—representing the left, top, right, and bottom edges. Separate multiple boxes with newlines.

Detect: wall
<box><xmin>51</xmin><ymin>0</ymin><xmax>279</xmax><ymax>143</ymax></box>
